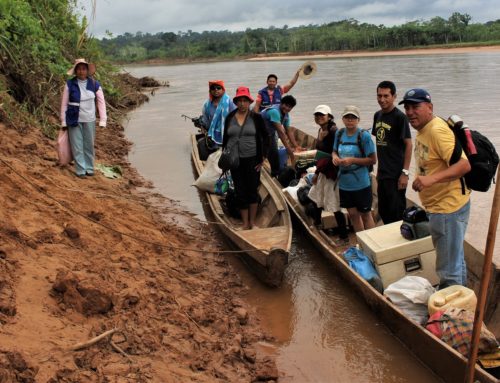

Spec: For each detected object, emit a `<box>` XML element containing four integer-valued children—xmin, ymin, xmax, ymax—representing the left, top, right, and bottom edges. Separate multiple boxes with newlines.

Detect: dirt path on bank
<box><xmin>0</xmin><ymin>98</ymin><xmax>278</xmax><ymax>381</ymax></box>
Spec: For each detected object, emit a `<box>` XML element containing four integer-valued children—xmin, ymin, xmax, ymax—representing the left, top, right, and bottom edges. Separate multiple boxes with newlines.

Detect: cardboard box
<box><xmin>321</xmin><ymin>210</ymin><xmax>336</xmax><ymax>229</ymax></box>
<box><xmin>356</xmin><ymin>221</ymin><xmax>439</xmax><ymax>288</ymax></box>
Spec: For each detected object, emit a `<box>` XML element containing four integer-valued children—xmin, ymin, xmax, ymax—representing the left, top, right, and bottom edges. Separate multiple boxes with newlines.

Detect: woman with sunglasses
<box><xmin>222</xmin><ymin>87</ymin><xmax>269</xmax><ymax>230</ymax></box>
<box><xmin>200</xmin><ymin>80</ymin><xmax>235</xmax><ymax>159</ymax></box>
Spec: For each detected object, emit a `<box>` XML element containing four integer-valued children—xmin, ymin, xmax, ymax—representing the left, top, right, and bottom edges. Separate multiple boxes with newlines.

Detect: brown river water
<box><xmin>124</xmin><ymin>52</ymin><xmax>500</xmax><ymax>382</ymax></box>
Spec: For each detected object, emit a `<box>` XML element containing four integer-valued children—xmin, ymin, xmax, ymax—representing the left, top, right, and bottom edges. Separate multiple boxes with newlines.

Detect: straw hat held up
<box><xmin>299</xmin><ymin>61</ymin><xmax>317</xmax><ymax>80</ymax></box>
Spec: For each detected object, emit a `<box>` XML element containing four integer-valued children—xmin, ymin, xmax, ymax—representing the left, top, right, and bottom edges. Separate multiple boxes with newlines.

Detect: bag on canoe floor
<box><xmin>193</xmin><ymin>150</ymin><xmax>222</xmax><ymax>193</ymax></box>
<box><xmin>222</xmin><ymin>188</ymin><xmax>241</xmax><ymax>219</ymax></box>
<box><xmin>384</xmin><ymin>276</ymin><xmax>435</xmax><ymax>325</ymax></box>
<box><xmin>426</xmin><ymin>307</ymin><xmax>499</xmax><ymax>357</ymax></box>
<box><xmin>342</xmin><ymin>247</ymin><xmax>383</xmax><ymax>293</ymax></box>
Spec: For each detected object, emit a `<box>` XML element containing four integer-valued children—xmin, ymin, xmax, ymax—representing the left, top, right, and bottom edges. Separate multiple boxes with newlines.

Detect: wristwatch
<box><xmin>401</xmin><ymin>169</ymin><xmax>410</xmax><ymax>176</ymax></box>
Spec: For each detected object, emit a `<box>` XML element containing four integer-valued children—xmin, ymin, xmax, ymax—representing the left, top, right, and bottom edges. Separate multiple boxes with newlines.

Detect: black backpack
<box><xmin>400</xmin><ymin>206</ymin><xmax>430</xmax><ymax>240</ymax></box>
<box><xmin>446</xmin><ymin>116</ymin><xmax>499</xmax><ymax>193</ymax></box>
<box><xmin>297</xmin><ymin>185</ymin><xmax>312</xmax><ymax>205</ymax></box>
<box><xmin>223</xmin><ymin>188</ymin><xmax>241</xmax><ymax>219</ymax></box>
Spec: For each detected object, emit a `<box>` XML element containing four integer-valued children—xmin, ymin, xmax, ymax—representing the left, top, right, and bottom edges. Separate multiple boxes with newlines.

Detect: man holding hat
<box><xmin>253</xmin><ymin>70</ymin><xmax>300</xmax><ymax>113</ymax></box>
<box><xmin>400</xmin><ymin>88</ymin><xmax>471</xmax><ymax>288</ymax></box>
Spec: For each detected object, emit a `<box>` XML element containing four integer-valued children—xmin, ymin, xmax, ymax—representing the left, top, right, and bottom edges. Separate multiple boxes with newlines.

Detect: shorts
<box><xmin>339</xmin><ymin>186</ymin><xmax>373</xmax><ymax>213</ymax></box>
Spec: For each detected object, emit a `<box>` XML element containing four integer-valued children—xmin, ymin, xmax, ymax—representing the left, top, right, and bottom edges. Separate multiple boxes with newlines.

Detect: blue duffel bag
<box><xmin>342</xmin><ymin>246</ymin><xmax>383</xmax><ymax>293</ymax></box>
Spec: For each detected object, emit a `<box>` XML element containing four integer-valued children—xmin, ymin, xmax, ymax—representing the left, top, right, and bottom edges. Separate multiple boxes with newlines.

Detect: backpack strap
<box><xmin>336</xmin><ymin>128</ymin><xmax>367</xmax><ymax>178</ymax></box>
<box><xmin>441</xmin><ymin>116</ymin><xmax>467</xmax><ymax>195</ymax></box>
<box><xmin>356</xmin><ymin>128</ymin><xmax>367</xmax><ymax>158</ymax></box>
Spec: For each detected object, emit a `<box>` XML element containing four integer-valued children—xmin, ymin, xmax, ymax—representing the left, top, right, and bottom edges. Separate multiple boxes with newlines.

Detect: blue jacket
<box><xmin>65</xmin><ymin>77</ymin><xmax>100</xmax><ymax>127</ymax></box>
<box><xmin>257</xmin><ymin>86</ymin><xmax>283</xmax><ymax>111</ymax></box>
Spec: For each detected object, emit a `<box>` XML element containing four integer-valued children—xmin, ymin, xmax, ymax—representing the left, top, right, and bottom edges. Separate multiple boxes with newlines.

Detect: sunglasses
<box><xmin>210</xmin><ymin>85</ymin><xmax>223</xmax><ymax>91</ymax></box>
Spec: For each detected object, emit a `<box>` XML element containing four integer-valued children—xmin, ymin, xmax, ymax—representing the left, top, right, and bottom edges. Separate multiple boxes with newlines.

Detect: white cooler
<box><xmin>356</xmin><ymin>221</ymin><xmax>439</xmax><ymax>289</ymax></box>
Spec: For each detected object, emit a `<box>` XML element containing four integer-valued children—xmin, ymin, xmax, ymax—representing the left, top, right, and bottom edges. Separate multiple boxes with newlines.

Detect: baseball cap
<box><xmin>341</xmin><ymin>105</ymin><xmax>361</xmax><ymax>119</ymax></box>
<box><xmin>313</xmin><ymin>105</ymin><xmax>332</xmax><ymax>116</ymax></box>
<box><xmin>398</xmin><ymin>88</ymin><xmax>432</xmax><ymax>104</ymax></box>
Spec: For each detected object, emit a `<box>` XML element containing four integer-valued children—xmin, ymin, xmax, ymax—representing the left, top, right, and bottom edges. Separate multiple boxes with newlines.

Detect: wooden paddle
<box><xmin>464</xmin><ymin>171</ymin><xmax>500</xmax><ymax>383</ymax></box>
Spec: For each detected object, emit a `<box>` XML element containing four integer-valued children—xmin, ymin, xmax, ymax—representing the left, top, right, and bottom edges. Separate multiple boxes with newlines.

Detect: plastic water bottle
<box><xmin>447</xmin><ymin>115</ymin><xmax>477</xmax><ymax>155</ymax></box>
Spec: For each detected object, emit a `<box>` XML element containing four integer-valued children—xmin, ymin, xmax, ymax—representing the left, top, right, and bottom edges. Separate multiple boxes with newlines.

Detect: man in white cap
<box><xmin>400</xmin><ymin>88</ymin><xmax>471</xmax><ymax>288</ymax></box>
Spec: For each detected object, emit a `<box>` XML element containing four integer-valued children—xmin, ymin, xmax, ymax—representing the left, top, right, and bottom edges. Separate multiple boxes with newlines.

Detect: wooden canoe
<box><xmin>267</xmin><ymin>126</ymin><xmax>499</xmax><ymax>383</ymax></box>
<box><xmin>191</xmin><ymin>133</ymin><xmax>292</xmax><ymax>287</ymax></box>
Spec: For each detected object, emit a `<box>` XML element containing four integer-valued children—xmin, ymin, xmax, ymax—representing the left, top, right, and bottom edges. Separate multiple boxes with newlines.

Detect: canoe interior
<box><xmin>190</xmin><ymin>133</ymin><xmax>292</xmax><ymax>287</ymax></box>
<box><xmin>277</xmin><ymin>126</ymin><xmax>499</xmax><ymax>383</ymax></box>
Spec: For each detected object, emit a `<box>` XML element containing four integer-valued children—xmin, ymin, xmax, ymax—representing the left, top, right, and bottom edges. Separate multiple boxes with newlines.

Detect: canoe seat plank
<box><xmin>239</xmin><ymin>226</ymin><xmax>289</xmax><ymax>250</ymax></box>
<box><xmin>261</xmin><ymin>177</ymin><xmax>285</xmax><ymax>212</ymax></box>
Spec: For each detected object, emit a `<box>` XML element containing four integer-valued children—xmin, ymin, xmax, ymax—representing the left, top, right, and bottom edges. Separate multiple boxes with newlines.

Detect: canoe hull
<box><xmin>191</xmin><ymin>133</ymin><xmax>292</xmax><ymax>287</ymax></box>
<box><xmin>271</xmin><ymin>126</ymin><xmax>498</xmax><ymax>383</ymax></box>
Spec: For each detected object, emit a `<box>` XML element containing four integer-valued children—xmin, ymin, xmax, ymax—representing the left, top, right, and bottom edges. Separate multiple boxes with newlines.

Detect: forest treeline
<box><xmin>98</xmin><ymin>12</ymin><xmax>500</xmax><ymax>62</ymax></box>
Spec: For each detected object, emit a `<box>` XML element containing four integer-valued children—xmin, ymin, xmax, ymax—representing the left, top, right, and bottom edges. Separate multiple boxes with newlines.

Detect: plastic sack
<box><xmin>342</xmin><ymin>247</ymin><xmax>383</xmax><ymax>293</ymax></box>
<box><xmin>384</xmin><ymin>276</ymin><xmax>435</xmax><ymax>324</ymax></box>
<box><xmin>57</xmin><ymin>129</ymin><xmax>72</xmax><ymax>165</ymax></box>
<box><xmin>193</xmin><ymin>150</ymin><xmax>223</xmax><ymax>192</ymax></box>
<box><xmin>95</xmin><ymin>164</ymin><xmax>122</xmax><ymax>179</ymax></box>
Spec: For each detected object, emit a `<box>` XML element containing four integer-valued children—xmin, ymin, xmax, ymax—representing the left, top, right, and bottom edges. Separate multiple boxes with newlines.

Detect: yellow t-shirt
<box><xmin>414</xmin><ymin>117</ymin><xmax>470</xmax><ymax>213</ymax></box>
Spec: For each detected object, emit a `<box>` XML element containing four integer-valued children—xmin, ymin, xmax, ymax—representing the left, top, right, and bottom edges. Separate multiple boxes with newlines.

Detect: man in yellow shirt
<box><xmin>400</xmin><ymin>88</ymin><xmax>471</xmax><ymax>288</ymax></box>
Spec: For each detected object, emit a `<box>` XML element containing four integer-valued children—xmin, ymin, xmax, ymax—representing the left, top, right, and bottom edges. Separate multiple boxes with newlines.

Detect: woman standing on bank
<box><xmin>60</xmin><ymin>58</ymin><xmax>107</xmax><ymax>178</ymax></box>
<box><xmin>222</xmin><ymin>87</ymin><xmax>269</xmax><ymax>230</ymax></box>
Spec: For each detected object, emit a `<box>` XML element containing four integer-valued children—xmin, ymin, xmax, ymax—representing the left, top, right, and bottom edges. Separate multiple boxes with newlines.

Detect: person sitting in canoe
<box><xmin>332</xmin><ymin>105</ymin><xmax>377</xmax><ymax>232</ymax></box>
<box><xmin>307</xmin><ymin>105</ymin><xmax>349</xmax><ymax>242</ymax></box>
<box><xmin>221</xmin><ymin>87</ymin><xmax>269</xmax><ymax>230</ymax></box>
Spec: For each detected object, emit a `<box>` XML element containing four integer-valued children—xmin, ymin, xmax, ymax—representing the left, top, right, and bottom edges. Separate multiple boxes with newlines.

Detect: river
<box><xmin>124</xmin><ymin>51</ymin><xmax>500</xmax><ymax>382</ymax></box>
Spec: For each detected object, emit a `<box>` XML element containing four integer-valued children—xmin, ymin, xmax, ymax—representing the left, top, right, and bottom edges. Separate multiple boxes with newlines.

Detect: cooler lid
<box><xmin>356</xmin><ymin>221</ymin><xmax>434</xmax><ymax>264</ymax></box>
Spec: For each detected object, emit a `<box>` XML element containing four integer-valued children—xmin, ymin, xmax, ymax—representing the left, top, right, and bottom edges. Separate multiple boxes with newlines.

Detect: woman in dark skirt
<box><xmin>222</xmin><ymin>87</ymin><xmax>270</xmax><ymax>230</ymax></box>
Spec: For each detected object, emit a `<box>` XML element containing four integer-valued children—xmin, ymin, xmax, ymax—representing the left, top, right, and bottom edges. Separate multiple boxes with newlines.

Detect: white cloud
<box><xmin>77</xmin><ymin>0</ymin><xmax>500</xmax><ymax>38</ymax></box>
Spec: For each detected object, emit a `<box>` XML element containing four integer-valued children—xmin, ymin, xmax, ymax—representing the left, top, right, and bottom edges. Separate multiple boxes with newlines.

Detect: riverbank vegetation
<box><xmin>97</xmin><ymin>12</ymin><xmax>500</xmax><ymax>62</ymax></box>
<box><xmin>0</xmin><ymin>0</ymin><xmax>148</xmax><ymax>139</ymax></box>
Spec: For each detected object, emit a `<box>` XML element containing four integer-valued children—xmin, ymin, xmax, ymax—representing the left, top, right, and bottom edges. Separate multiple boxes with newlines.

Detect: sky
<box><xmin>76</xmin><ymin>0</ymin><xmax>500</xmax><ymax>38</ymax></box>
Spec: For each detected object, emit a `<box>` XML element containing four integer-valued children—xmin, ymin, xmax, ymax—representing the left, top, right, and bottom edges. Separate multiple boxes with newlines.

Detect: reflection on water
<box><xmin>124</xmin><ymin>52</ymin><xmax>500</xmax><ymax>382</ymax></box>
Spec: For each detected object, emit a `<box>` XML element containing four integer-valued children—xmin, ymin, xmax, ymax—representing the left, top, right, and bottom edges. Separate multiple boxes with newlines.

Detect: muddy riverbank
<box><xmin>0</xmin><ymin>82</ymin><xmax>278</xmax><ymax>382</ymax></box>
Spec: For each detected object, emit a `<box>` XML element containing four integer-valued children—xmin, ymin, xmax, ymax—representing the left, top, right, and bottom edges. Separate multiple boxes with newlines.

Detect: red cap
<box><xmin>233</xmin><ymin>86</ymin><xmax>254</xmax><ymax>103</ymax></box>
